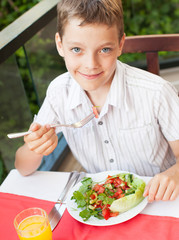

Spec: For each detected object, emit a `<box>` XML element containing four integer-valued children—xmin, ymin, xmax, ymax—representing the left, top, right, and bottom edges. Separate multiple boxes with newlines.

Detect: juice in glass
<box><xmin>14</xmin><ymin>208</ymin><xmax>52</xmax><ymax>240</ymax></box>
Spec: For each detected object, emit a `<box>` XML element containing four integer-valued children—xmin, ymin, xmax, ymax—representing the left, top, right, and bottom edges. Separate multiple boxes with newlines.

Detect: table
<box><xmin>1</xmin><ymin>169</ymin><xmax>179</xmax><ymax>217</ymax></box>
<box><xmin>1</xmin><ymin>169</ymin><xmax>179</xmax><ymax>240</ymax></box>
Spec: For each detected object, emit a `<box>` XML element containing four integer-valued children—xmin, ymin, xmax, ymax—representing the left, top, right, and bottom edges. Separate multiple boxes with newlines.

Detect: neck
<box><xmin>85</xmin><ymin>87</ymin><xmax>110</xmax><ymax>113</ymax></box>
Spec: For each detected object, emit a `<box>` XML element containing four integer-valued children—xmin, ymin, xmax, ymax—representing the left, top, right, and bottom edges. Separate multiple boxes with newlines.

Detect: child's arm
<box><xmin>15</xmin><ymin>123</ymin><xmax>58</xmax><ymax>176</ymax></box>
<box><xmin>143</xmin><ymin>140</ymin><xmax>179</xmax><ymax>202</ymax></box>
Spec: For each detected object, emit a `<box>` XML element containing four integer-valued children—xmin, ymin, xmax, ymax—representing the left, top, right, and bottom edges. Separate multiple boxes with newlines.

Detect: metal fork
<box><xmin>7</xmin><ymin>112</ymin><xmax>95</xmax><ymax>139</ymax></box>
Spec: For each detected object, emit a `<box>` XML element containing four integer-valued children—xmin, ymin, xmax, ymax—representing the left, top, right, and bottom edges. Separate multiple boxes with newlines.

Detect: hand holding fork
<box><xmin>7</xmin><ymin>112</ymin><xmax>95</xmax><ymax>139</ymax></box>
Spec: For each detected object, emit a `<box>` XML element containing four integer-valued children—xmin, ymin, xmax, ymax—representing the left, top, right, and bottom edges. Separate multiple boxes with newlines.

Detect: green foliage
<box><xmin>15</xmin><ymin>47</ymin><xmax>40</xmax><ymax>115</ymax></box>
<box><xmin>25</xmin><ymin>34</ymin><xmax>66</xmax><ymax>105</ymax></box>
<box><xmin>1</xmin><ymin>0</ymin><xmax>179</xmax><ymax>34</ymax></box>
<box><xmin>0</xmin><ymin>0</ymin><xmax>179</xmax><ymax>178</ymax></box>
<box><xmin>0</xmin><ymin>0</ymin><xmax>41</xmax><ymax>31</ymax></box>
<box><xmin>123</xmin><ymin>0</ymin><xmax>179</xmax><ymax>35</ymax></box>
<box><xmin>120</xmin><ymin>0</ymin><xmax>179</xmax><ymax>63</ymax></box>
<box><xmin>0</xmin><ymin>152</ymin><xmax>8</xmax><ymax>185</ymax></box>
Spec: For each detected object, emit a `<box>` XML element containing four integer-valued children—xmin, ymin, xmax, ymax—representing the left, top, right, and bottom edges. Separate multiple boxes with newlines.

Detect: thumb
<box><xmin>29</xmin><ymin>122</ymin><xmax>41</xmax><ymax>132</ymax></box>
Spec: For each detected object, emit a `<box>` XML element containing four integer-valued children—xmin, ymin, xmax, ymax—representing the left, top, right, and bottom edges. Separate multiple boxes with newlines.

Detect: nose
<box><xmin>84</xmin><ymin>52</ymin><xmax>99</xmax><ymax>70</ymax></box>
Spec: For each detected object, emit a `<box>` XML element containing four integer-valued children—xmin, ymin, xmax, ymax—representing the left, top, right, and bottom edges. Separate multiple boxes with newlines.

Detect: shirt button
<box><xmin>104</xmin><ymin>140</ymin><xmax>109</xmax><ymax>144</ymax></box>
<box><xmin>98</xmin><ymin>121</ymin><xmax>103</xmax><ymax>125</ymax></box>
<box><xmin>109</xmin><ymin>159</ymin><xmax>114</xmax><ymax>163</ymax></box>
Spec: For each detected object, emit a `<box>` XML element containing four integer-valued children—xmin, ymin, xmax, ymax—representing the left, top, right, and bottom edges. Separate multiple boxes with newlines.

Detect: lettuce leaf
<box><xmin>109</xmin><ymin>177</ymin><xmax>146</xmax><ymax>213</ymax></box>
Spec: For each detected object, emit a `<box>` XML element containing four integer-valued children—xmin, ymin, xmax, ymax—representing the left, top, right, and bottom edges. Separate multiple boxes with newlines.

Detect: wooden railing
<box><xmin>0</xmin><ymin>1</ymin><xmax>178</xmax><ymax>174</ymax></box>
<box><xmin>123</xmin><ymin>34</ymin><xmax>179</xmax><ymax>75</ymax></box>
<box><xmin>0</xmin><ymin>0</ymin><xmax>69</xmax><ymax>172</ymax></box>
<box><xmin>0</xmin><ymin>0</ymin><xmax>59</xmax><ymax>64</ymax></box>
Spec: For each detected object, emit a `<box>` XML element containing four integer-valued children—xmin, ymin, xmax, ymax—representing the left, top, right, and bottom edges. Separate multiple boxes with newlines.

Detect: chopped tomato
<box><xmin>113</xmin><ymin>188</ymin><xmax>124</xmax><ymax>198</ymax></box>
<box><xmin>119</xmin><ymin>193</ymin><xmax>125</xmax><ymax>198</ymax></box>
<box><xmin>107</xmin><ymin>175</ymin><xmax>112</xmax><ymax>179</ymax></box>
<box><xmin>110</xmin><ymin>212</ymin><xmax>119</xmax><ymax>217</ymax></box>
<box><xmin>116</xmin><ymin>188</ymin><xmax>123</xmax><ymax>194</ymax></box>
<box><xmin>105</xmin><ymin>179</ymin><xmax>113</xmax><ymax>184</ymax></box>
<box><xmin>113</xmin><ymin>178</ymin><xmax>122</xmax><ymax>187</ymax></box>
<box><xmin>90</xmin><ymin>194</ymin><xmax>96</xmax><ymax>200</ymax></box>
<box><xmin>93</xmin><ymin>184</ymin><xmax>101</xmax><ymax>192</ymax></box>
<box><xmin>98</xmin><ymin>186</ymin><xmax>105</xmax><ymax>194</ymax></box>
<box><xmin>102</xmin><ymin>208</ymin><xmax>110</xmax><ymax>220</ymax></box>
<box><xmin>92</xmin><ymin>106</ymin><xmax>99</xmax><ymax>118</ymax></box>
<box><xmin>121</xmin><ymin>184</ymin><xmax>127</xmax><ymax>190</ymax></box>
<box><xmin>93</xmin><ymin>184</ymin><xmax>105</xmax><ymax>194</ymax></box>
<box><xmin>113</xmin><ymin>192</ymin><xmax>120</xmax><ymax>198</ymax></box>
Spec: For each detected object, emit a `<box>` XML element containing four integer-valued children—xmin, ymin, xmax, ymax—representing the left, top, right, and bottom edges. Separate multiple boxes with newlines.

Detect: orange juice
<box><xmin>14</xmin><ymin>208</ymin><xmax>52</xmax><ymax>240</ymax></box>
<box><xmin>17</xmin><ymin>215</ymin><xmax>52</xmax><ymax>240</ymax></box>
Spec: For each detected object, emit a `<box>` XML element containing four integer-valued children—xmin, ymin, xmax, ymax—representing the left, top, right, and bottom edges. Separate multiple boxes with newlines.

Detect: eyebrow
<box><xmin>66</xmin><ymin>41</ymin><xmax>116</xmax><ymax>47</ymax></box>
<box><xmin>100</xmin><ymin>42</ymin><xmax>117</xmax><ymax>47</ymax></box>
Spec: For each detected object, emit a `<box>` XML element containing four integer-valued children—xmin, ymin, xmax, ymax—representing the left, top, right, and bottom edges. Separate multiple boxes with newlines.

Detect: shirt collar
<box><xmin>106</xmin><ymin>60</ymin><xmax>129</xmax><ymax>111</ymax></box>
<box><xmin>66</xmin><ymin>60</ymin><xmax>129</xmax><ymax>111</ymax></box>
<box><xmin>66</xmin><ymin>74</ymin><xmax>89</xmax><ymax>110</ymax></box>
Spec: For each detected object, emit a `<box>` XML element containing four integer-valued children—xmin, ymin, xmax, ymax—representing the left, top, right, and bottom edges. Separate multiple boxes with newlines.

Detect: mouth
<box><xmin>78</xmin><ymin>72</ymin><xmax>103</xmax><ymax>80</ymax></box>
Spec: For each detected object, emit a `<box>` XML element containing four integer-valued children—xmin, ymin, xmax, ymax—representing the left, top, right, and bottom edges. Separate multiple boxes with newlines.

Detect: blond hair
<box><xmin>57</xmin><ymin>0</ymin><xmax>124</xmax><ymax>41</ymax></box>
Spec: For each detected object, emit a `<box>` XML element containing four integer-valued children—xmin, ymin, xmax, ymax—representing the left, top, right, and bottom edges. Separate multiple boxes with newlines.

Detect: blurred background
<box><xmin>0</xmin><ymin>0</ymin><xmax>179</xmax><ymax>184</ymax></box>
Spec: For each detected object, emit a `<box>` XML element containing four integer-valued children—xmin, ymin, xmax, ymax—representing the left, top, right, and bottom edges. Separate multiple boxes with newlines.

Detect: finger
<box><xmin>25</xmin><ymin>126</ymin><xmax>49</xmax><ymax>143</ymax></box>
<box><xmin>147</xmin><ymin>178</ymin><xmax>160</xmax><ymax>202</ymax></box>
<box><xmin>29</xmin><ymin>122</ymin><xmax>41</xmax><ymax>131</ymax></box>
<box><xmin>28</xmin><ymin>128</ymin><xmax>56</xmax><ymax>151</ymax></box>
<box><xmin>43</xmin><ymin>137</ymin><xmax>58</xmax><ymax>156</ymax></box>
<box><xmin>44</xmin><ymin>124</ymin><xmax>51</xmax><ymax>130</ymax></box>
<box><xmin>154</xmin><ymin>183</ymin><xmax>167</xmax><ymax>201</ymax></box>
<box><xmin>34</xmin><ymin>136</ymin><xmax>58</xmax><ymax>155</ymax></box>
<box><xmin>24</xmin><ymin>123</ymin><xmax>42</xmax><ymax>142</ymax></box>
<box><xmin>162</xmin><ymin>181</ymin><xmax>176</xmax><ymax>201</ymax></box>
<box><xmin>143</xmin><ymin>182</ymin><xmax>151</xmax><ymax>197</ymax></box>
<box><xmin>170</xmin><ymin>188</ymin><xmax>179</xmax><ymax>201</ymax></box>
<box><xmin>32</xmin><ymin>132</ymin><xmax>58</xmax><ymax>155</ymax></box>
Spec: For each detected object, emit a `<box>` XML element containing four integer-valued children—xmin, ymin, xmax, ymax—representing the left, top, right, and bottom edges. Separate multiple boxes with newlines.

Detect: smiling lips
<box><xmin>79</xmin><ymin>71</ymin><xmax>103</xmax><ymax>80</ymax></box>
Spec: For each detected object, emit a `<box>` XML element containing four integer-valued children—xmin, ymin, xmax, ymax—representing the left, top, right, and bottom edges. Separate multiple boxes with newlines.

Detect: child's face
<box><xmin>55</xmin><ymin>18</ymin><xmax>125</xmax><ymax>93</ymax></box>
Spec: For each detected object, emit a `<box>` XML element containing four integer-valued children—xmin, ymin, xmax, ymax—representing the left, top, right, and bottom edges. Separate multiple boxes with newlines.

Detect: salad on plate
<box><xmin>71</xmin><ymin>172</ymin><xmax>146</xmax><ymax>221</ymax></box>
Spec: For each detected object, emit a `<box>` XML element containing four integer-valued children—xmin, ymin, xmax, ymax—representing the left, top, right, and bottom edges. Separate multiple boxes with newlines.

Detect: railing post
<box><xmin>146</xmin><ymin>52</ymin><xmax>159</xmax><ymax>75</ymax></box>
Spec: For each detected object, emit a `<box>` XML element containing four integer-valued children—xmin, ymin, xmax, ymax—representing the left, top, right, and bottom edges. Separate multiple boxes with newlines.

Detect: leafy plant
<box><xmin>0</xmin><ymin>0</ymin><xmax>179</xmax><ymax>177</ymax></box>
<box><xmin>0</xmin><ymin>151</ymin><xmax>8</xmax><ymax>184</ymax></box>
<box><xmin>0</xmin><ymin>0</ymin><xmax>41</xmax><ymax>31</ymax></box>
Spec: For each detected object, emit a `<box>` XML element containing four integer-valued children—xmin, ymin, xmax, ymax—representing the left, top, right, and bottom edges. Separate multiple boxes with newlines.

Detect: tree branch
<box><xmin>7</xmin><ymin>0</ymin><xmax>19</xmax><ymax>12</ymax></box>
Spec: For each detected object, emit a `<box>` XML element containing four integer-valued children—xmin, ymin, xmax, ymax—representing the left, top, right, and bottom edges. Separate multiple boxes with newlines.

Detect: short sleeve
<box><xmin>156</xmin><ymin>81</ymin><xmax>179</xmax><ymax>141</ymax></box>
<box><xmin>34</xmin><ymin>82</ymin><xmax>59</xmax><ymax>126</ymax></box>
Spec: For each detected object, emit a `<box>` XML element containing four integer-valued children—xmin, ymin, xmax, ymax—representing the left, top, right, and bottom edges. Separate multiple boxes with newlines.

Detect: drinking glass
<box><xmin>14</xmin><ymin>207</ymin><xmax>52</xmax><ymax>240</ymax></box>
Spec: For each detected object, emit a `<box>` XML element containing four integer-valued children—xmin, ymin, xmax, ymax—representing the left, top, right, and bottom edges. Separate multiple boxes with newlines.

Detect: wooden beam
<box><xmin>146</xmin><ymin>52</ymin><xmax>159</xmax><ymax>75</ymax></box>
<box><xmin>0</xmin><ymin>0</ymin><xmax>59</xmax><ymax>64</ymax></box>
<box><xmin>123</xmin><ymin>34</ymin><xmax>179</xmax><ymax>53</ymax></box>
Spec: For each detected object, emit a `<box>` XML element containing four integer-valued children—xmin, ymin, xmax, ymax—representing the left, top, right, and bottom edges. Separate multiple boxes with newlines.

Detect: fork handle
<box><xmin>50</xmin><ymin>123</ymin><xmax>71</xmax><ymax>128</ymax></box>
<box><xmin>7</xmin><ymin>130</ymin><xmax>32</xmax><ymax>139</ymax></box>
<box><xmin>7</xmin><ymin>123</ymin><xmax>72</xmax><ymax>139</ymax></box>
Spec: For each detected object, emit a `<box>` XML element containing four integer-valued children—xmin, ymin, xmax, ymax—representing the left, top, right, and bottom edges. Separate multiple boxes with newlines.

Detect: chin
<box><xmin>82</xmin><ymin>84</ymin><xmax>99</xmax><ymax>92</ymax></box>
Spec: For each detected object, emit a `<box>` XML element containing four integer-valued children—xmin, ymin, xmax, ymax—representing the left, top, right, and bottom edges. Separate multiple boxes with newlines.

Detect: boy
<box><xmin>15</xmin><ymin>0</ymin><xmax>179</xmax><ymax>203</ymax></box>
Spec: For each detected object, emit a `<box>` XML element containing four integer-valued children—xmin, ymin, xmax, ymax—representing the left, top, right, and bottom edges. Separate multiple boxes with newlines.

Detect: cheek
<box><xmin>64</xmin><ymin>57</ymin><xmax>79</xmax><ymax>73</ymax></box>
<box><xmin>103</xmin><ymin>57</ymin><xmax>117</xmax><ymax>70</ymax></box>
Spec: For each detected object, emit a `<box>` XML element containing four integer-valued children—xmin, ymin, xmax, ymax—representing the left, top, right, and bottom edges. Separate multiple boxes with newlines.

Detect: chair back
<box><xmin>122</xmin><ymin>34</ymin><xmax>179</xmax><ymax>75</ymax></box>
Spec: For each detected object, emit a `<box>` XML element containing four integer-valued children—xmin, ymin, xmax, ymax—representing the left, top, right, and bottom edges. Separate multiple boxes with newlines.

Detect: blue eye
<box><xmin>72</xmin><ymin>47</ymin><xmax>81</xmax><ymax>53</ymax></box>
<box><xmin>101</xmin><ymin>48</ymin><xmax>111</xmax><ymax>53</ymax></box>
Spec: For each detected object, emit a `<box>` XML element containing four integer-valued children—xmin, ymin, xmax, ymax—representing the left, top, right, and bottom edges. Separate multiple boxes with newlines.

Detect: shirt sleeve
<box><xmin>34</xmin><ymin>84</ymin><xmax>59</xmax><ymax>126</ymax></box>
<box><xmin>156</xmin><ymin>81</ymin><xmax>179</xmax><ymax>141</ymax></box>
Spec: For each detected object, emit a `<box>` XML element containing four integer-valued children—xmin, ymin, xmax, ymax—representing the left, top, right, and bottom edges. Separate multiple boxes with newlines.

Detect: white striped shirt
<box><xmin>35</xmin><ymin>60</ymin><xmax>179</xmax><ymax>176</ymax></box>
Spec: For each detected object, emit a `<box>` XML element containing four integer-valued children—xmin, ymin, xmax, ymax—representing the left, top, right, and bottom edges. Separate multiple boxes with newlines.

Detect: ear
<box><xmin>55</xmin><ymin>32</ymin><xmax>64</xmax><ymax>57</ymax></box>
<box><xmin>117</xmin><ymin>33</ymin><xmax>125</xmax><ymax>57</ymax></box>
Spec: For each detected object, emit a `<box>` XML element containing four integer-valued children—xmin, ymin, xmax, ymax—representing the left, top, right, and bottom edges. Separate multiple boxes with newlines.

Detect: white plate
<box><xmin>66</xmin><ymin>170</ymin><xmax>148</xmax><ymax>226</ymax></box>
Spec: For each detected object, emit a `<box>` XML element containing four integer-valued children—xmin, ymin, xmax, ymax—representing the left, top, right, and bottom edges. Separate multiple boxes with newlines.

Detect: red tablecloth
<box><xmin>0</xmin><ymin>192</ymin><xmax>179</xmax><ymax>240</ymax></box>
